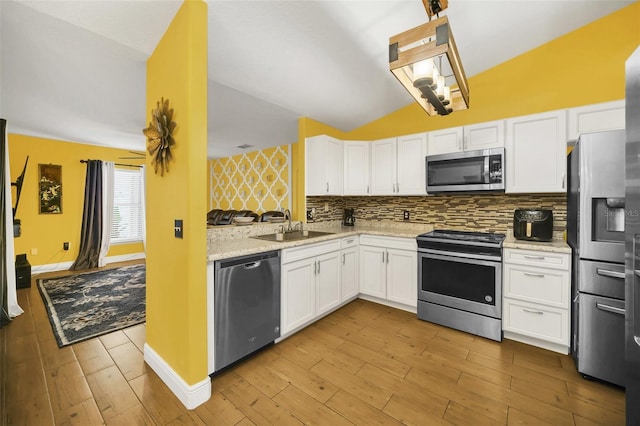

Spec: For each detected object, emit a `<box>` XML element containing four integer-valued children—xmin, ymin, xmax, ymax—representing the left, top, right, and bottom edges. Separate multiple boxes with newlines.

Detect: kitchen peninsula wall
<box><xmin>307</xmin><ymin>194</ymin><xmax>566</xmax><ymax>234</ymax></box>
<box><xmin>209</xmin><ymin>144</ymin><xmax>290</xmax><ymax>213</ymax></box>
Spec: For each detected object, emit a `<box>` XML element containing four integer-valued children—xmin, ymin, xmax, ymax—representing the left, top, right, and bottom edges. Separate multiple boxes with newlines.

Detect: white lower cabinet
<box><xmin>280</xmin><ymin>238</ymin><xmax>351</xmax><ymax>337</ymax></box>
<box><xmin>359</xmin><ymin>235</ymin><xmax>417</xmax><ymax>310</ymax></box>
<box><xmin>502</xmin><ymin>248</ymin><xmax>571</xmax><ymax>354</ymax></box>
<box><xmin>340</xmin><ymin>236</ymin><xmax>359</xmax><ymax>301</ymax></box>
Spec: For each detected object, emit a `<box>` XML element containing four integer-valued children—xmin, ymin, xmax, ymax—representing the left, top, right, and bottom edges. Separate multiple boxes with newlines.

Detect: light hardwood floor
<box><xmin>2</xmin><ymin>263</ymin><xmax>626</xmax><ymax>425</ymax></box>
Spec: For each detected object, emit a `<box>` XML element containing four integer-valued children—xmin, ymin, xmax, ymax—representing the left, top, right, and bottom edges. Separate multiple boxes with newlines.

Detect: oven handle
<box><xmin>418</xmin><ymin>248</ymin><xmax>502</xmax><ymax>263</ymax></box>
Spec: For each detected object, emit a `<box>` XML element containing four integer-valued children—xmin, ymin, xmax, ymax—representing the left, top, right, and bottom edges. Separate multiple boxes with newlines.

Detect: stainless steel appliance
<box><xmin>625</xmin><ymin>45</ymin><xmax>640</xmax><ymax>425</ymax></box>
<box><xmin>567</xmin><ymin>129</ymin><xmax>627</xmax><ymax>387</ymax></box>
<box><xmin>513</xmin><ymin>209</ymin><xmax>553</xmax><ymax>242</ymax></box>
<box><xmin>416</xmin><ymin>230</ymin><xmax>506</xmax><ymax>341</ymax></box>
<box><xmin>425</xmin><ymin>147</ymin><xmax>504</xmax><ymax>193</ymax></box>
<box><xmin>343</xmin><ymin>208</ymin><xmax>355</xmax><ymax>226</ymax></box>
<box><xmin>214</xmin><ymin>250</ymin><xmax>281</xmax><ymax>371</ymax></box>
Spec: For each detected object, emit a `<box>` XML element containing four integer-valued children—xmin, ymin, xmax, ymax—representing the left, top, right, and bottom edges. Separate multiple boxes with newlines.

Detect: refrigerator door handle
<box><xmin>596</xmin><ymin>302</ymin><xmax>626</xmax><ymax>316</ymax></box>
<box><xmin>596</xmin><ymin>268</ymin><xmax>625</xmax><ymax>279</ymax></box>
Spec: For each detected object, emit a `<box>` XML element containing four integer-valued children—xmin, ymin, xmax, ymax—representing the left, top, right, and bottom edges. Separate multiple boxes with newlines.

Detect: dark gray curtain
<box><xmin>70</xmin><ymin>160</ymin><xmax>103</xmax><ymax>270</ymax></box>
<box><xmin>0</xmin><ymin>119</ymin><xmax>8</xmax><ymax>326</ymax></box>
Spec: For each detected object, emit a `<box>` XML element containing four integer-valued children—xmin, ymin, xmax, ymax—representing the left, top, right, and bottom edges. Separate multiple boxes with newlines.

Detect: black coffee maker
<box><xmin>343</xmin><ymin>208</ymin><xmax>355</xmax><ymax>226</ymax></box>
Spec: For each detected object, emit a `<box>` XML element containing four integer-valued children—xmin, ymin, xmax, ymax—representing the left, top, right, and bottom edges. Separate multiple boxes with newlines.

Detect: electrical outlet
<box><xmin>403</xmin><ymin>210</ymin><xmax>410</xmax><ymax>221</ymax></box>
<box><xmin>30</xmin><ymin>248</ymin><xmax>38</xmax><ymax>255</ymax></box>
<box><xmin>63</xmin><ymin>242</ymin><xmax>69</xmax><ymax>251</ymax></box>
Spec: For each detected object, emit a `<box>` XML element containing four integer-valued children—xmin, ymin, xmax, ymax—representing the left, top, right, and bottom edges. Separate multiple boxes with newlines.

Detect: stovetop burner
<box><xmin>417</xmin><ymin>229</ymin><xmax>506</xmax><ymax>247</ymax></box>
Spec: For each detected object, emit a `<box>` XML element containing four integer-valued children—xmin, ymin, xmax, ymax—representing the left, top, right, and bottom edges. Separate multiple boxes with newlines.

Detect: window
<box><xmin>111</xmin><ymin>168</ymin><xmax>143</xmax><ymax>243</ymax></box>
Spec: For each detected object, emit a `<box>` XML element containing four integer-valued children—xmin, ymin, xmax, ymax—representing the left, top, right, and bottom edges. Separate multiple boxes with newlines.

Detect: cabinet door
<box><xmin>370</xmin><ymin>138</ymin><xmax>397</xmax><ymax>195</ymax></box>
<box><xmin>427</xmin><ymin>127</ymin><xmax>463</xmax><ymax>156</ymax></box>
<box><xmin>359</xmin><ymin>245</ymin><xmax>386</xmax><ymax>298</ymax></box>
<box><xmin>567</xmin><ymin>100</ymin><xmax>625</xmax><ymax>140</ymax></box>
<box><xmin>341</xmin><ymin>247</ymin><xmax>359</xmax><ymax>301</ymax></box>
<box><xmin>316</xmin><ymin>251</ymin><xmax>342</xmax><ymax>316</ymax></box>
<box><xmin>397</xmin><ymin>133</ymin><xmax>427</xmax><ymax>195</ymax></box>
<box><xmin>463</xmin><ymin>120</ymin><xmax>505</xmax><ymax>151</ymax></box>
<box><xmin>343</xmin><ymin>141</ymin><xmax>370</xmax><ymax>195</ymax></box>
<box><xmin>281</xmin><ymin>258</ymin><xmax>316</xmax><ymax>334</ymax></box>
<box><xmin>305</xmin><ymin>135</ymin><xmax>327</xmax><ymax>196</ymax></box>
<box><xmin>325</xmin><ymin>137</ymin><xmax>343</xmax><ymax>195</ymax></box>
<box><xmin>506</xmin><ymin>110</ymin><xmax>567</xmax><ymax>193</ymax></box>
<box><xmin>386</xmin><ymin>249</ymin><xmax>417</xmax><ymax>307</ymax></box>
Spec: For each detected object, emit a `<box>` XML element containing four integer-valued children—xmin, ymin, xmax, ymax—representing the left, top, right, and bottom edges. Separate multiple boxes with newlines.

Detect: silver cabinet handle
<box><xmin>367</xmin><ymin>185</ymin><xmax>369</xmax><ymax>194</ymax></box>
<box><xmin>326</xmin><ymin>182</ymin><xmax>329</xmax><ymax>193</ymax></box>
<box><xmin>562</xmin><ymin>173</ymin><xmax>566</xmax><ymax>189</ymax></box>
<box><xmin>596</xmin><ymin>268</ymin><xmax>625</xmax><ymax>280</ymax></box>
<box><xmin>524</xmin><ymin>272</ymin><xmax>544</xmax><ymax>278</ymax></box>
<box><xmin>342</xmin><ymin>253</ymin><xmax>345</xmax><ymax>265</ymax></box>
<box><xmin>596</xmin><ymin>302</ymin><xmax>625</xmax><ymax>316</ymax></box>
<box><xmin>396</xmin><ymin>183</ymin><xmax>399</xmax><ymax>193</ymax></box>
<box><xmin>382</xmin><ymin>252</ymin><xmax>385</xmax><ymax>263</ymax></box>
<box><xmin>385</xmin><ymin>251</ymin><xmax>389</xmax><ymax>264</ymax></box>
<box><xmin>523</xmin><ymin>308</ymin><xmax>544</xmax><ymax>314</ymax></box>
<box><xmin>524</xmin><ymin>255</ymin><xmax>545</xmax><ymax>260</ymax></box>
<box><xmin>317</xmin><ymin>260</ymin><xmax>320</xmax><ymax>275</ymax></box>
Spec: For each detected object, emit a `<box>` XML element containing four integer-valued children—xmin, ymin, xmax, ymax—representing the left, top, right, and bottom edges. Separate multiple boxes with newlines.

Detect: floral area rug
<box><xmin>37</xmin><ymin>264</ymin><xmax>145</xmax><ymax>347</ymax></box>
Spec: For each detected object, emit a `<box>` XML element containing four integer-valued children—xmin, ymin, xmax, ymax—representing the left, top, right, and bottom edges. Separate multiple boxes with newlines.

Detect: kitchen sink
<box><xmin>252</xmin><ymin>230</ymin><xmax>334</xmax><ymax>242</ymax></box>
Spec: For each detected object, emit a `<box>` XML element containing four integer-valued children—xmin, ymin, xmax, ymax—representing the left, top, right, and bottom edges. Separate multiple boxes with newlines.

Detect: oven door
<box><xmin>418</xmin><ymin>249</ymin><xmax>502</xmax><ymax>318</ymax></box>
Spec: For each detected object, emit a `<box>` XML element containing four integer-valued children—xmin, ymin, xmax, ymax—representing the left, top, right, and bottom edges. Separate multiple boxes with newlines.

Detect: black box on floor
<box><xmin>15</xmin><ymin>253</ymin><xmax>31</xmax><ymax>289</ymax></box>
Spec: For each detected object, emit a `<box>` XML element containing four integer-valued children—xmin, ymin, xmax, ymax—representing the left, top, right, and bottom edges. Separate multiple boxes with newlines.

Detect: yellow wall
<box><xmin>208</xmin><ymin>145</ymin><xmax>290</xmax><ymax>213</ymax></box>
<box><xmin>8</xmin><ymin>134</ymin><xmax>144</xmax><ymax>266</ymax></box>
<box><xmin>145</xmin><ymin>0</ymin><xmax>208</xmax><ymax>384</ymax></box>
<box><xmin>344</xmin><ymin>2</ymin><xmax>640</xmax><ymax>139</ymax></box>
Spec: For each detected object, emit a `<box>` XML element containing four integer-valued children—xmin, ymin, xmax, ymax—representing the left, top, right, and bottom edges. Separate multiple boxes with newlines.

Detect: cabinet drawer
<box><xmin>341</xmin><ymin>235</ymin><xmax>359</xmax><ymax>248</ymax></box>
<box><xmin>503</xmin><ymin>264</ymin><xmax>569</xmax><ymax>308</ymax></box>
<box><xmin>359</xmin><ymin>234</ymin><xmax>416</xmax><ymax>251</ymax></box>
<box><xmin>503</xmin><ymin>299</ymin><xmax>569</xmax><ymax>345</ymax></box>
<box><xmin>504</xmin><ymin>248</ymin><xmax>569</xmax><ymax>270</ymax></box>
<box><xmin>282</xmin><ymin>240</ymin><xmax>341</xmax><ymax>264</ymax></box>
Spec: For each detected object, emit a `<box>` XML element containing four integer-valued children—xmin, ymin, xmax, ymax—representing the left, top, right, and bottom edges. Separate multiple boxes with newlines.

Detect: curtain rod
<box><xmin>80</xmin><ymin>159</ymin><xmax>142</xmax><ymax>168</ymax></box>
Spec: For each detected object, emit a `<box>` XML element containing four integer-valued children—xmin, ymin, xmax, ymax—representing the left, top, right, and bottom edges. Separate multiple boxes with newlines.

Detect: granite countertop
<box><xmin>207</xmin><ymin>222</ymin><xmax>434</xmax><ymax>262</ymax></box>
<box><xmin>503</xmin><ymin>234</ymin><xmax>571</xmax><ymax>254</ymax></box>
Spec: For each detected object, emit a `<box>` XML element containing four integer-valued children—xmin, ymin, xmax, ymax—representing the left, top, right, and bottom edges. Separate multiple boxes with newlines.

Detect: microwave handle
<box><xmin>483</xmin><ymin>156</ymin><xmax>490</xmax><ymax>183</ymax></box>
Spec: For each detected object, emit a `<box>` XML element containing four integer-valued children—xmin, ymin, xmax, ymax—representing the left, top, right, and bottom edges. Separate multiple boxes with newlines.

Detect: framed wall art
<box><xmin>39</xmin><ymin>164</ymin><xmax>62</xmax><ymax>214</ymax></box>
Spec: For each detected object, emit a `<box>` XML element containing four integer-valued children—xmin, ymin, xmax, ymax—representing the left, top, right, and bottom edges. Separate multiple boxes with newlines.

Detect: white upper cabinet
<box><xmin>506</xmin><ymin>110</ymin><xmax>568</xmax><ymax>193</ymax></box>
<box><xmin>427</xmin><ymin>127</ymin><xmax>463</xmax><ymax>155</ymax></box>
<box><xmin>370</xmin><ymin>137</ymin><xmax>397</xmax><ymax>195</ymax></box>
<box><xmin>567</xmin><ymin>99</ymin><xmax>625</xmax><ymax>141</ymax></box>
<box><xmin>343</xmin><ymin>141</ymin><xmax>371</xmax><ymax>196</ymax></box>
<box><xmin>371</xmin><ymin>134</ymin><xmax>428</xmax><ymax>196</ymax></box>
<box><xmin>463</xmin><ymin>119</ymin><xmax>506</xmax><ymax>151</ymax></box>
<box><xmin>396</xmin><ymin>133</ymin><xmax>428</xmax><ymax>195</ymax></box>
<box><xmin>305</xmin><ymin>135</ymin><xmax>343</xmax><ymax>196</ymax></box>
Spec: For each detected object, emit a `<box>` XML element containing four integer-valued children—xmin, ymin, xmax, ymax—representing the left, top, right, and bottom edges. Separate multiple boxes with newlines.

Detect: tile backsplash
<box><xmin>307</xmin><ymin>194</ymin><xmax>567</xmax><ymax>234</ymax></box>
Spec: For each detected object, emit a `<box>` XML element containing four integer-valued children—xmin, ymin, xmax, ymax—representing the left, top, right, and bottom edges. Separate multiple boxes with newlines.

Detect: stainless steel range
<box><xmin>416</xmin><ymin>230</ymin><xmax>506</xmax><ymax>341</ymax></box>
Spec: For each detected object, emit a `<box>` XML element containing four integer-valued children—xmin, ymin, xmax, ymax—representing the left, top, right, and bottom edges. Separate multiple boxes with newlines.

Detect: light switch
<box><xmin>174</xmin><ymin>219</ymin><xmax>183</xmax><ymax>238</ymax></box>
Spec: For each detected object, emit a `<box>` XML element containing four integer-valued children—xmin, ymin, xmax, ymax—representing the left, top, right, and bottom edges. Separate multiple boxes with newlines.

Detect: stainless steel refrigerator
<box><xmin>625</xmin><ymin>45</ymin><xmax>640</xmax><ymax>426</ymax></box>
<box><xmin>568</xmin><ymin>129</ymin><xmax>627</xmax><ymax>387</ymax></box>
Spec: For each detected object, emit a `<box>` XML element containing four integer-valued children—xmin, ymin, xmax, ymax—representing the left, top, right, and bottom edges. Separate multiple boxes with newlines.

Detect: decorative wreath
<box><xmin>143</xmin><ymin>97</ymin><xmax>176</xmax><ymax>176</ymax></box>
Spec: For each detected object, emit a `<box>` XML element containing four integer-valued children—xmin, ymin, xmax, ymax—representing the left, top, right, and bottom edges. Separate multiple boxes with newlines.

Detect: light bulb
<box><xmin>436</xmin><ymin>76</ymin><xmax>445</xmax><ymax>100</ymax></box>
<box><xmin>412</xmin><ymin>59</ymin><xmax>434</xmax><ymax>87</ymax></box>
<box><xmin>431</xmin><ymin>67</ymin><xmax>440</xmax><ymax>90</ymax></box>
<box><xmin>443</xmin><ymin>86</ymin><xmax>451</xmax><ymax>105</ymax></box>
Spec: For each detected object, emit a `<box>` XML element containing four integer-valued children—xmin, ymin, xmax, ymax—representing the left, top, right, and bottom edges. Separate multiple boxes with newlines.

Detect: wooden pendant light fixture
<box><xmin>389</xmin><ymin>0</ymin><xmax>469</xmax><ymax>116</ymax></box>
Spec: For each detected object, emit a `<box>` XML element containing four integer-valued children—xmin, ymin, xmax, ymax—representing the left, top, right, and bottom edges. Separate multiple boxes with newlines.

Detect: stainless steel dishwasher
<box><xmin>214</xmin><ymin>250</ymin><xmax>281</xmax><ymax>371</ymax></box>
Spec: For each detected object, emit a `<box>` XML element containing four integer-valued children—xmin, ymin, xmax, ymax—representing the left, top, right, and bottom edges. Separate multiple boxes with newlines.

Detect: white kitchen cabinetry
<box><xmin>463</xmin><ymin>119</ymin><xmax>505</xmax><ymax>151</ymax></box>
<box><xmin>502</xmin><ymin>248</ymin><xmax>571</xmax><ymax>354</ymax></box>
<box><xmin>427</xmin><ymin>126</ymin><xmax>463</xmax><ymax>155</ymax></box>
<box><xmin>505</xmin><ymin>110</ymin><xmax>568</xmax><ymax>193</ymax></box>
<box><xmin>371</xmin><ymin>134</ymin><xmax>428</xmax><ymax>196</ymax></box>
<box><xmin>567</xmin><ymin>99</ymin><xmax>625</xmax><ymax>140</ymax></box>
<box><xmin>340</xmin><ymin>236</ymin><xmax>359</xmax><ymax>301</ymax></box>
<box><xmin>305</xmin><ymin>135</ymin><xmax>343</xmax><ymax>196</ymax></box>
<box><xmin>359</xmin><ymin>235</ymin><xmax>417</xmax><ymax>311</ymax></box>
<box><xmin>281</xmin><ymin>240</ymin><xmax>342</xmax><ymax>336</ymax></box>
<box><xmin>343</xmin><ymin>141</ymin><xmax>371</xmax><ymax>195</ymax></box>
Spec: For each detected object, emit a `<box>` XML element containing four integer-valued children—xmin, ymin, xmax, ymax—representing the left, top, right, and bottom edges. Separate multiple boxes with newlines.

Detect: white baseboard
<box><xmin>143</xmin><ymin>343</ymin><xmax>211</xmax><ymax>409</ymax></box>
<box><xmin>31</xmin><ymin>252</ymin><xmax>146</xmax><ymax>274</ymax></box>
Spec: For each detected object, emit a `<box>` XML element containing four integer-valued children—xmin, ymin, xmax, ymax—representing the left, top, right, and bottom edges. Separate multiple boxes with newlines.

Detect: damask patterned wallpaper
<box><xmin>209</xmin><ymin>145</ymin><xmax>290</xmax><ymax>213</ymax></box>
<box><xmin>307</xmin><ymin>194</ymin><xmax>567</xmax><ymax>234</ymax></box>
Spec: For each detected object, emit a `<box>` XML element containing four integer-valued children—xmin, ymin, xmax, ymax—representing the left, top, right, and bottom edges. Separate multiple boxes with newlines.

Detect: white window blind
<box><xmin>111</xmin><ymin>168</ymin><xmax>143</xmax><ymax>243</ymax></box>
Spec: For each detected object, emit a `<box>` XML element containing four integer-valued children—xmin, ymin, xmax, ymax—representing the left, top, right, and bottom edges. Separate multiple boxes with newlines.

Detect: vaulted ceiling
<box><xmin>0</xmin><ymin>0</ymin><xmax>635</xmax><ymax>158</ymax></box>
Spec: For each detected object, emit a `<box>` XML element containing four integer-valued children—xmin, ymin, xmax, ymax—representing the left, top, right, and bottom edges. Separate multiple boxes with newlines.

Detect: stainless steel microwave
<box><xmin>426</xmin><ymin>147</ymin><xmax>505</xmax><ymax>193</ymax></box>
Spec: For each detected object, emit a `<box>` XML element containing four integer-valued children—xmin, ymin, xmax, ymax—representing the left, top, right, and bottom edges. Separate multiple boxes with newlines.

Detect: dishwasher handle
<box><xmin>244</xmin><ymin>261</ymin><xmax>262</xmax><ymax>269</ymax></box>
